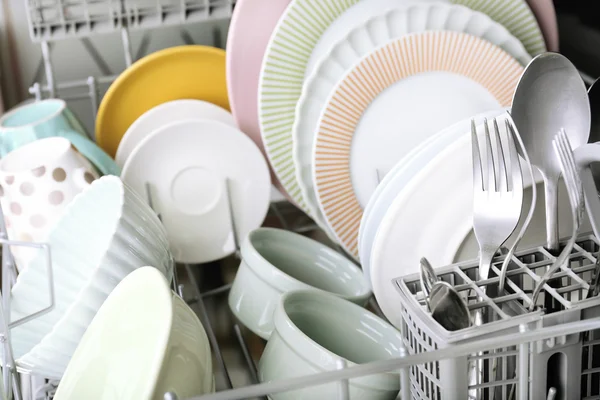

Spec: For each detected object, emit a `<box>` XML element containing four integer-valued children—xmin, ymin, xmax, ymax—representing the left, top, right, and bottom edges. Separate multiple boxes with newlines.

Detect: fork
<box><xmin>470</xmin><ymin>118</ymin><xmax>524</xmax><ymax>400</ymax></box>
<box><xmin>472</xmin><ymin>117</ymin><xmax>524</xmax><ymax>281</ymax></box>
<box><xmin>530</xmin><ymin>129</ymin><xmax>585</xmax><ymax>310</ymax></box>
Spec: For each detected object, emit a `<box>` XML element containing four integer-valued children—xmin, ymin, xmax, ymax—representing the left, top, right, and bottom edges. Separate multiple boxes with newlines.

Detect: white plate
<box><xmin>294</xmin><ymin>3</ymin><xmax>532</xmax><ymax>234</ymax></box>
<box><xmin>121</xmin><ymin>119</ymin><xmax>271</xmax><ymax>263</ymax></box>
<box><xmin>370</xmin><ymin>115</ymin><xmax>592</xmax><ymax>328</ymax></box>
<box><xmin>115</xmin><ymin>99</ymin><xmax>235</xmax><ymax>168</ymax></box>
<box><xmin>54</xmin><ymin>267</ymin><xmax>214</xmax><ymax>399</ymax></box>
<box><xmin>358</xmin><ymin>109</ymin><xmax>506</xmax><ymax>286</ymax></box>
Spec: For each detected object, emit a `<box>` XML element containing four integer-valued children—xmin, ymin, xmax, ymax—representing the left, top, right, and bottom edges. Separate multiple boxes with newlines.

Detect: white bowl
<box><xmin>54</xmin><ymin>267</ymin><xmax>214</xmax><ymax>399</ymax></box>
<box><xmin>8</xmin><ymin>176</ymin><xmax>173</xmax><ymax>378</ymax></box>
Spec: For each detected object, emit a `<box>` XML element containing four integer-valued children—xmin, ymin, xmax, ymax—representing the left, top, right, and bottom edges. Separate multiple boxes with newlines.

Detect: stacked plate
<box><xmin>226</xmin><ymin>0</ymin><xmax>565</xmax><ymax>326</ymax></box>
<box><xmin>95</xmin><ymin>46</ymin><xmax>271</xmax><ymax>264</ymax></box>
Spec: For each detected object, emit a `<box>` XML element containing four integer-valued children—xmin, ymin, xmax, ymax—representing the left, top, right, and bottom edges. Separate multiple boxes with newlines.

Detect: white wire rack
<box><xmin>25</xmin><ymin>0</ymin><xmax>236</xmax><ymax>42</ymax></box>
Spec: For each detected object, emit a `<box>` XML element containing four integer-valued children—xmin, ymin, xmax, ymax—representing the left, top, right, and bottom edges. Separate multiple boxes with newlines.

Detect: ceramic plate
<box><xmin>358</xmin><ymin>109</ymin><xmax>506</xmax><ymax>287</ymax></box>
<box><xmin>54</xmin><ymin>267</ymin><xmax>214</xmax><ymax>399</ymax></box>
<box><xmin>370</xmin><ymin>115</ymin><xmax>592</xmax><ymax>328</ymax></box>
<box><xmin>121</xmin><ymin>119</ymin><xmax>270</xmax><ymax>264</ymax></box>
<box><xmin>313</xmin><ymin>31</ymin><xmax>524</xmax><ymax>258</ymax></box>
<box><xmin>259</xmin><ymin>0</ymin><xmax>544</xmax><ymax>214</ymax></box>
<box><xmin>115</xmin><ymin>99</ymin><xmax>235</xmax><ymax>168</ymax></box>
<box><xmin>294</xmin><ymin>3</ymin><xmax>531</xmax><ymax>237</ymax></box>
<box><xmin>96</xmin><ymin>45</ymin><xmax>228</xmax><ymax>157</ymax></box>
<box><xmin>526</xmin><ymin>0</ymin><xmax>559</xmax><ymax>51</ymax></box>
<box><xmin>226</xmin><ymin>0</ymin><xmax>292</xmax><ymax>200</ymax></box>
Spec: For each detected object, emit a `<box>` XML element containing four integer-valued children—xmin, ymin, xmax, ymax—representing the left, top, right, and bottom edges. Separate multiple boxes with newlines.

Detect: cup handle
<box><xmin>57</xmin><ymin>129</ymin><xmax>121</xmax><ymax>176</ymax></box>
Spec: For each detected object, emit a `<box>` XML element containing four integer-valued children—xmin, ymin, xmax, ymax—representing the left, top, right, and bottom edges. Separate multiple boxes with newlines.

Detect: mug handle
<box><xmin>574</xmin><ymin>143</ymin><xmax>600</xmax><ymax>240</ymax></box>
<box><xmin>57</xmin><ymin>130</ymin><xmax>121</xmax><ymax>177</ymax></box>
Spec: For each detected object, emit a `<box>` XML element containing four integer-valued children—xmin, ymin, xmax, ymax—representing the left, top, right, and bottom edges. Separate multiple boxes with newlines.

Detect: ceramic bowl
<box><xmin>228</xmin><ymin>228</ymin><xmax>371</xmax><ymax>339</ymax></box>
<box><xmin>259</xmin><ymin>290</ymin><xmax>403</xmax><ymax>399</ymax></box>
<box><xmin>9</xmin><ymin>176</ymin><xmax>174</xmax><ymax>378</ymax></box>
<box><xmin>54</xmin><ymin>267</ymin><xmax>214</xmax><ymax>399</ymax></box>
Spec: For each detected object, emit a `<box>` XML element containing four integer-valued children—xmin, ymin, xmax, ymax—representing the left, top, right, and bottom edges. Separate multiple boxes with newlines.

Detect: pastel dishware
<box><xmin>313</xmin><ymin>31</ymin><xmax>523</xmax><ymax>259</ymax></box>
<box><xmin>225</xmin><ymin>0</ymin><xmax>292</xmax><ymax>201</ymax></box>
<box><xmin>0</xmin><ymin>137</ymin><xmax>98</xmax><ymax>271</ymax></box>
<box><xmin>54</xmin><ymin>267</ymin><xmax>214</xmax><ymax>399</ymax></box>
<box><xmin>96</xmin><ymin>45</ymin><xmax>229</xmax><ymax>158</ymax></box>
<box><xmin>0</xmin><ymin>99</ymin><xmax>120</xmax><ymax>176</ymax></box>
<box><xmin>527</xmin><ymin>0</ymin><xmax>559</xmax><ymax>51</ymax></box>
<box><xmin>115</xmin><ymin>99</ymin><xmax>236</xmax><ymax>168</ymax></box>
<box><xmin>294</xmin><ymin>3</ymin><xmax>532</xmax><ymax>239</ymax></box>
<box><xmin>258</xmin><ymin>290</ymin><xmax>403</xmax><ymax>400</ymax></box>
<box><xmin>259</xmin><ymin>0</ymin><xmax>544</xmax><ymax>213</ymax></box>
<box><xmin>228</xmin><ymin>228</ymin><xmax>371</xmax><ymax>339</ymax></box>
<box><xmin>9</xmin><ymin>176</ymin><xmax>174</xmax><ymax>378</ymax></box>
<box><xmin>0</xmin><ymin>99</ymin><xmax>88</xmax><ymax>153</ymax></box>
<box><xmin>121</xmin><ymin>119</ymin><xmax>270</xmax><ymax>264</ymax></box>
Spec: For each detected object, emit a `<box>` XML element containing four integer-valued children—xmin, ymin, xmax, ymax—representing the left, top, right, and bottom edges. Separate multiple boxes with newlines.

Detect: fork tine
<box><xmin>554</xmin><ymin>139</ymin><xmax>579</xmax><ymax>218</ymax></box>
<box><xmin>557</xmin><ymin>129</ymin><xmax>584</xmax><ymax>214</ymax></box>
<box><xmin>471</xmin><ymin>119</ymin><xmax>484</xmax><ymax>192</ymax></box>
<box><xmin>484</xmin><ymin>118</ymin><xmax>496</xmax><ymax>192</ymax></box>
<box><xmin>493</xmin><ymin>118</ymin><xmax>508</xmax><ymax>192</ymax></box>
<box><xmin>505</xmin><ymin>119</ymin><xmax>523</xmax><ymax>193</ymax></box>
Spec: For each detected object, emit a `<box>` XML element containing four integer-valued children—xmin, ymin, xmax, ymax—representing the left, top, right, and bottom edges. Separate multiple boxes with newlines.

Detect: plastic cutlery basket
<box><xmin>393</xmin><ymin>234</ymin><xmax>600</xmax><ymax>400</ymax></box>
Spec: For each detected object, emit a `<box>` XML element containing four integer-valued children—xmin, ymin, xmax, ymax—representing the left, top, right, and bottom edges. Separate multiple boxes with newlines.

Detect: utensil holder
<box><xmin>393</xmin><ymin>233</ymin><xmax>600</xmax><ymax>400</ymax></box>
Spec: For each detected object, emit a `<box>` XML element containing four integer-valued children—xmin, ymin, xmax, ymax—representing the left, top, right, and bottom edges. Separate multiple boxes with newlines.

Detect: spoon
<box><xmin>419</xmin><ymin>257</ymin><xmax>437</xmax><ymax>301</ymax></box>
<box><xmin>428</xmin><ymin>281</ymin><xmax>470</xmax><ymax>331</ymax></box>
<box><xmin>511</xmin><ymin>53</ymin><xmax>590</xmax><ymax>251</ymax></box>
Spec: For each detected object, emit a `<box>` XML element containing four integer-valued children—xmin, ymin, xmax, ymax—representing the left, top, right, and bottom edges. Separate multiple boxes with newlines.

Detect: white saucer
<box><xmin>121</xmin><ymin>119</ymin><xmax>271</xmax><ymax>263</ymax></box>
<box><xmin>115</xmin><ymin>99</ymin><xmax>235</xmax><ymax>168</ymax></box>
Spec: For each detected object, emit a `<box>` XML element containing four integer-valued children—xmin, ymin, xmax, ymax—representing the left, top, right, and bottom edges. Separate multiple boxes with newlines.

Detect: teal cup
<box><xmin>0</xmin><ymin>99</ymin><xmax>120</xmax><ymax>176</ymax></box>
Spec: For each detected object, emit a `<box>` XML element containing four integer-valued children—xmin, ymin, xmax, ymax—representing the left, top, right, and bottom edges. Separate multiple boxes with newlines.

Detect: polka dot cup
<box><xmin>0</xmin><ymin>136</ymin><xmax>99</xmax><ymax>271</ymax></box>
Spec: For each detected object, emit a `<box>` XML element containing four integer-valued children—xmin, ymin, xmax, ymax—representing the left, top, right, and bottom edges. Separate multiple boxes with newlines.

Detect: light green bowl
<box><xmin>259</xmin><ymin>290</ymin><xmax>403</xmax><ymax>399</ymax></box>
<box><xmin>228</xmin><ymin>228</ymin><xmax>371</xmax><ymax>339</ymax></box>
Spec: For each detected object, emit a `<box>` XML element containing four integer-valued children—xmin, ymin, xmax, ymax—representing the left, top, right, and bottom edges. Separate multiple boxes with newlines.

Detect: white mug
<box><xmin>0</xmin><ymin>137</ymin><xmax>98</xmax><ymax>271</ymax></box>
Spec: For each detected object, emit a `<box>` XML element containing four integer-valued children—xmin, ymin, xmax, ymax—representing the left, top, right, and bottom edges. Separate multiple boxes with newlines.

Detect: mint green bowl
<box><xmin>228</xmin><ymin>228</ymin><xmax>371</xmax><ymax>339</ymax></box>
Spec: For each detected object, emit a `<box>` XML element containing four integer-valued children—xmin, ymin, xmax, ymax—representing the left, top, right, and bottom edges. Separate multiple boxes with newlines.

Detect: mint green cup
<box><xmin>258</xmin><ymin>290</ymin><xmax>403</xmax><ymax>399</ymax></box>
<box><xmin>0</xmin><ymin>99</ymin><xmax>120</xmax><ymax>176</ymax></box>
<box><xmin>228</xmin><ymin>228</ymin><xmax>371</xmax><ymax>339</ymax></box>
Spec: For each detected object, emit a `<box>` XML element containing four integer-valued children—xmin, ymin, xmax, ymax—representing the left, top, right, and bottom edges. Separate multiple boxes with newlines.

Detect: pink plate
<box><xmin>226</xmin><ymin>0</ymin><xmax>294</xmax><ymax>203</ymax></box>
<box><xmin>526</xmin><ymin>0</ymin><xmax>559</xmax><ymax>51</ymax></box>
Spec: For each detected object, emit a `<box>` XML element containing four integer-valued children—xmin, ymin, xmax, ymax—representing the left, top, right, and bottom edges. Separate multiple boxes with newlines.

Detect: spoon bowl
<box><xmin>511</xmin><ymin>52</ymin><xmax>590</xmax><ymax>250</ymax></box>
<box><xmin>428</xmin><ymin>281</ymin><xmax>471</xmax><ymax>331</ymax></box>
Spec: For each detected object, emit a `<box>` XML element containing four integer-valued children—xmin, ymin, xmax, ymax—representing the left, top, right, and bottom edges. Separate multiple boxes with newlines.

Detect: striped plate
<box><xmin>313</xmin><ymin>31</ymin><xmax>524</xmax><ymax>258</ymax></box>
<box><xmin>259</xmin><ymin>0</ymin><xmax>544</xmax><ymax>216</ymax></box>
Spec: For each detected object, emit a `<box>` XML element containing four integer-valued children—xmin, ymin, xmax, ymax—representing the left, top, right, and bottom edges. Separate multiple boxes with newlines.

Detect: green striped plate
<box><xmin>258</xmin><ymin>0</ymin><xmax>545</xmax><ymax>215</ymax></box>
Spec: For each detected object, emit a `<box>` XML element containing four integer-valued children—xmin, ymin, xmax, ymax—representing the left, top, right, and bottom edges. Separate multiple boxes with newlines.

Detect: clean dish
<box><xmin>294</xmin><ymin>3</ymin><xmax>531</xmax><ymax>236</ymax></box>
<box><xmin>526</xmin><ymin>0</ymin><xmax>559</xmax><ymax>51</ymax></box>
<box><xmin>10</xmin><ymin>176</ymin><xmax>173</xmax><ymax>378</ymax></box>
<box><xmin>370</xmin><ymin>115</ymin><xmax>592</xmax><ymax>328</ymax></box>
<box><xmin>258</xmin><ymin>290</ymin><xmax>403</xmax><ymax>400</ymax></box>
<box><xmin>226</xmin><ymin>0</ymin><xmax>292</xmax><ymax>201</ymax></box>
<box><xmin>54</xmin><ymin>267</ymin><xmax>214</xmax><ymax>399</ymax></box>
<box><xmin>121</xmin><ymin>119</ymin><xmax>270</xmax><ymax>264</ymax></box>
<box><xmin>96</xmin><ymin>45</ymin><xmax>228</xmax><ymax>157</ymax></box>
<box><xmin>313</xmin><ymin>31</ymin><xmax>523</xmax><ymax>258</ymax></box>
<box><xmin>115</xmin><ymin>99</ymin><xmax>236</xmax><ymax>168</ymax></box>
<box><xmin>259</xmin><ymin>0</ymin><xmax>422</xmax><ymax>213</ymax></box>
<box><xmin>449</xmin><ymin>0</ymin><xmax>546</xmax><ymax>57</ymax></box>
<box><xmin>259</xmin><ymin>0</ymin><xmax>544</xmax><ymax>213</ymax></box>
<box><xmin>0</xmin><ymin>137</ymin><xmax>98</xmax><ymax>271</ymax></box>
<box><xmin>228</xmin><ymin>228</ymin><xmax>371</xmax><ymax>339</ymax></box>
<box><xmin>0</xmin><ymin>99</ymin><xmax>119</xmax><ymax>176</ymax></box>
<box><xmin>358</xmin><ymin>109</ymin><xmax>506</xmax><ymax>286</ymax></box>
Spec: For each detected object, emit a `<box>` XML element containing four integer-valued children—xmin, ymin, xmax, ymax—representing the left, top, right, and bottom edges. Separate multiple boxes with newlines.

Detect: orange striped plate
<box><xmin>313</xmin><ymin>31</ymin><xmax>524</xmax><ymax>259</ymax></box>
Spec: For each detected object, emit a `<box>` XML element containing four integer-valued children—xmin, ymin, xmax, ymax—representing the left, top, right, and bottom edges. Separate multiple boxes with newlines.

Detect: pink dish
<box><xmin>526</xmin><ymin>0</ymin><xmax>559</xmax><ymax>51</ymax></box>
<box><xmin>226</xmin><ymin>0</ymin><xmax>294</xmax><ymax>203</ymax></box>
